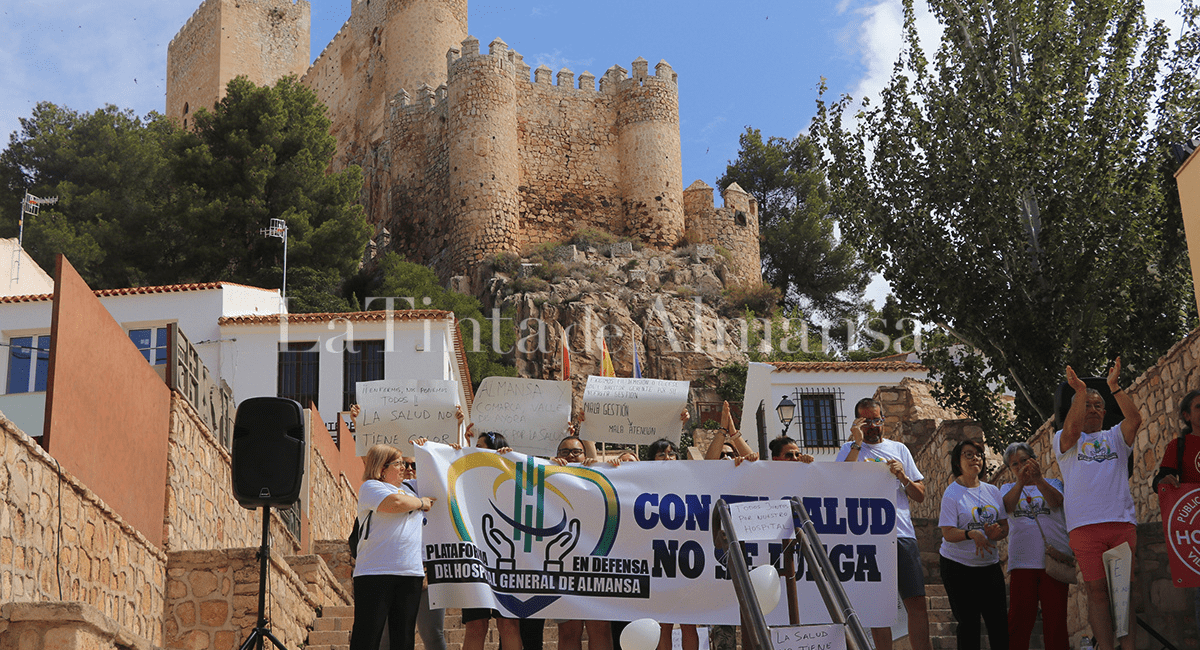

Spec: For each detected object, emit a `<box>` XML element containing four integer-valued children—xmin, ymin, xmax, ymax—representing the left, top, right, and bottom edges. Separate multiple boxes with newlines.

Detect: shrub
<box><xmin>722</xmin><ymin>282</ymin><xmax>782</xmax><ymax>317</ymax></box>
<box><xmin>488</xmin><ymin>252</ymin><xmax>521</xmax><ymax>276</ymax></box>
<box><xmin>698</xmin><ymin>419</ymin><xmax>721</xmax><ymax>430</ymax></box>
<box><xmin>569</xmin><ymin>227</ymin><xmax>617</xmax><ymax>249</ymax></box>
<box><xmin>511</xmin><ymin>277</ymin><xmax>550</xmax><ymax>294</ymax></box>
<box><xmin>535</xmin><ymin>261</ymin><xmax>569</xmax><ymax>281</ymax></box>
<box><xmin>673</xmin><ymin>229</ymin><xmax>702</xmax><ymax>249</ymax></box>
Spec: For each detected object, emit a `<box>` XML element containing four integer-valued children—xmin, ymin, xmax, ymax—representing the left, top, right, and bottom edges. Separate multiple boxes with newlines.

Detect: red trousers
<box><xmin>1007</xmin><ymin>568</ymin><xmax>1069</xmax><ymax>650</ymax></box>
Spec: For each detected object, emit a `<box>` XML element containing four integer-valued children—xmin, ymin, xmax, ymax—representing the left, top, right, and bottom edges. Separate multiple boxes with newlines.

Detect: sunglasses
<box><xmin>557</xmin><ymin>447</ymin><xmax>585</xmax><ymax>457</ymax></box>
<box><xmin>719</xmin><ymin>451</ymin><xmax>737</xmax><ymax>459</ymax></box>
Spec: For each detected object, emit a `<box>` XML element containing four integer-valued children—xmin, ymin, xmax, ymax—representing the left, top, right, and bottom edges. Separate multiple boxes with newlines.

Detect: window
<box><xmin>6</xmin><ymin>335</ymin><xmax>50</xmax><ymax>393</ymax></box>
<box><xmin>278</xmin><ymin>342</ymin><xmax>319</xmax><ymax>409</ymax></box>
<box><xmin>129</xmin><ymin>327</ymin><xmax>169</xmax><ymax>365</ymax></box>
<box><xmin>344</xmin><ymin>340</ymin><xmax>384</xmax><ymax>411</ymax></box>
<box><xmin>790</xmin><ymin>388</ymin><xmax>844</xmax><ymax>448</ymax></box>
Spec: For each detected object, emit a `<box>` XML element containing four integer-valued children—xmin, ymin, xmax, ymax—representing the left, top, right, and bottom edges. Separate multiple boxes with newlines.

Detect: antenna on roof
<box><xmin>12</xmin><ymin>192</ymin><xmax>58</xmax><ymax>287</ymax></box>
<box><xmin>258</xmin><ymin>218</ymin><xmax>288</xmax><ymax>306</ymax></box>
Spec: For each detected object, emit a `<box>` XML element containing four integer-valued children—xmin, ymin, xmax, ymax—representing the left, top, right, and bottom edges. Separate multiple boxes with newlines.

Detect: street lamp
<box><xmin>776</xmin><ymin>395</ymin><xmax>795</xmax><ymax>437</ymax></box>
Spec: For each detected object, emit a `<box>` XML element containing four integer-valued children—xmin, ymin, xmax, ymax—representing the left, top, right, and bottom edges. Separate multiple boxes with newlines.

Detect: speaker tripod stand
<box><xmin>238</xmin><ymin>505</ymin><xmax>291</xmax><ymax>650</ymax></box>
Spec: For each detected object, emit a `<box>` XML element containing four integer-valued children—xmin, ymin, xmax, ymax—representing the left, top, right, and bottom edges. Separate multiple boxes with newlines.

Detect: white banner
<box><xmin>471</xmin><ymin>378</ymin><xmax>573</xmax><ymax>457</ymax></box>
<box><xmin>579</xmin><ymin>376</ymin><xmax>690</xmax><ymax>446</ymax></box>
<box><xmin>414</xmin><ymin>444</ymin><xmax>899</xmax><ymax>626</ymax></box>
<box><xmin>355</xmin><ymin>379</ymin><xmax>459</xmax><ymax>456</ymax></box>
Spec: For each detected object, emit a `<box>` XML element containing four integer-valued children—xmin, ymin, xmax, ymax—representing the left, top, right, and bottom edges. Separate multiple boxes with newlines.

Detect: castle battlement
<box><xmin>166</xmin><ymin>0</ymin><xmax>762</xmax><ymax>285</ymax></box>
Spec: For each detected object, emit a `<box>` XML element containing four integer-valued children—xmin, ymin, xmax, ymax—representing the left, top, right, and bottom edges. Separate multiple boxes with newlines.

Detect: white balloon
<box><xmin>621</xmin><ymin>618</ymin><xmax>662</xmax><ymax>650</ymax></box>
<box><xmin>750</xmin><ymin>564</ymin><xmax>782</xmax><ymax>612</ymax></box>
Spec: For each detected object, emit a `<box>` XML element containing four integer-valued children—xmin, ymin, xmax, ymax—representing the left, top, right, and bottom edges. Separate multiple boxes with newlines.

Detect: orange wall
<box><xmin>1178</xmin><ymin>147</ymin><xmax>1200</xmax><ymax>316</ymax></box>
<box><xmin>43</xmin><ymin>256</ymin><xmax>171</xmax><ymax>548</ymax></box>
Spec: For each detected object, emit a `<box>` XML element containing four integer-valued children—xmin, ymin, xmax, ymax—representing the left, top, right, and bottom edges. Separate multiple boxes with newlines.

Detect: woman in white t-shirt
<box><xmin>350</xmin><ymin>444</ymin><xmax>436</xmax><ymax>650</ymax></box>
<box><xmin>1001</xmin><ymin>442</ymin><xmax>1071</xmax><ymax>650</ymax></box>
<box><xmin>938</xmin><ymin>439</ymin><xmax>1009</xmax><ymax>650</ymax></box>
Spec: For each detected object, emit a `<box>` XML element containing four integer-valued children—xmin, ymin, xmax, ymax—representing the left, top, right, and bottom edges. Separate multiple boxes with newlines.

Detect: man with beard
<box><xmin>835</xmin><ymin>398</ymin><xmax>930</xmax><ymax>650</ymax></box>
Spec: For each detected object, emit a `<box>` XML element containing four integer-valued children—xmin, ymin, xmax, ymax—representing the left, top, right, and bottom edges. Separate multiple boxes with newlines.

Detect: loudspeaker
<box><xmin>231</xmin><ymin>397</ymin><xmax>306</xmax><ymax>507</ymax></box>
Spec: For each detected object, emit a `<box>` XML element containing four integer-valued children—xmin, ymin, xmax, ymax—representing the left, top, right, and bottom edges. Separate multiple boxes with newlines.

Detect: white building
<box><xmin>1</xmin><ymin>238</ymin><xmax>54</xmax><ymax>297</ymax></box>
<box><xmin>739</xmin><ymin>356</ymin><xmax>929</xmax><ymax>460</ymax></box>
<box><xmin>0</xmin><ymin>275</ymin><xmax>472</xmax><ymax>438</ymax></box>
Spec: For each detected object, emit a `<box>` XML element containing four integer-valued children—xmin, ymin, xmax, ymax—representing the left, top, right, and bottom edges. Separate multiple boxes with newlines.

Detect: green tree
<box><xmin>815</xmin><ymin>0</ymin><xmax>1200</xmax><ymax>447</ymax></box>
<box><xmin>349</xmin><ymin>253</ymin><xmax>517</xmax><ymax>389</ymax></box>
<box><xmin>717</xmin><ymin>128</ymin><xmax>870</xmax><ymax>320</ymax></box>
<box><xmin>171</xmin><ymin>75</ymin><xmax>370</xmax><ymax>294</ymax></box>
<box><xmin>0</xmin><ymin>103</ymin><xmax>179</xmax><ymax>287</ymax></box>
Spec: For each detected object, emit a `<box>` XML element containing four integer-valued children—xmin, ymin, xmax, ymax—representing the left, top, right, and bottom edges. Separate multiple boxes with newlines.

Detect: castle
<box><xmin>166</xmin><ymin>0</ymin><xmax>762</xmax><ymax>285</ymax></box>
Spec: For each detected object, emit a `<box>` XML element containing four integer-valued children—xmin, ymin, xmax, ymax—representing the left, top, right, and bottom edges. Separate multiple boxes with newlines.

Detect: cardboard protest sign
<box><xmin>355</xmin><ymin>378</ymin><xmax>459</xmax><ymax>456</ymax></box>
<box><xmin>415</xmin><ymin>446</ymin><xmax>900</xmax><ymax>626</ymax></box>
<box><xmin>1158</xmin><ymin>485</ymin><xmax>1200</xmax><ymax>587</ymax></box>
<box><xmin>471</xmin><ymin>378</ymin><xmax>572</xmax><ymax>457</ymax></box>
<box><xmin>771</xmin><ymin>625</ymin><xmax>846</xmax><ymax>650</ymax></box>
<box><xmin>1103</xmin><ymin>542</ymin><xmax>1132</xmax><ymax>638</ymax></box>
<box><xmin>579</xmin><ymin>376</ymin><xmax>690</xmax><ymax>445</ymax></box>
<box><xmin>728</xmin><ymin>500</ymin><xmax>795</xmax><ymax>542</ymax></box>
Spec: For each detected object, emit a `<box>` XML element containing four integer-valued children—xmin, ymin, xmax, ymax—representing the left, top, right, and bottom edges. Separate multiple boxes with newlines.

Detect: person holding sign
<box><xmin>350</xmin><ymin>444</ymin><xmax>436</xmax><ymax>650</ymax></box>
<box><xmin>836</xmin><ymin>397</ymin><xmax>930</xmax><ymax>650</ymax></box>
<box><xmin>1153</xmin><ymin>389</ymin><xmax>1200</xmax><ymax>629</ymax></box>
<box><xmin>1002</xmin><ymin>442</ymin><xmax>1071</xmax><ymax>650</ymax></box>
<box><xmin>1056</xmin><ymin>360</ymin><xmax>1142</xmax><ymax>650</ymax></box>
<box><xmin>938</xmin><ymin>439</ymin><xmax>1009</xmax><ymax>650</ymax></box>
<box><xmin>768</xmin><ymin>436</ymin><xmax>815</xmax><ymax>463</ymax></box>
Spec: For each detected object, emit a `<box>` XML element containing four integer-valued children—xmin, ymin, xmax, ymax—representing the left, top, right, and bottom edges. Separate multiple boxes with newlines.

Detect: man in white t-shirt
<box><xmin>1054</xmin><ymin>358</ymin><xmax>1142</xmax><ymax>650</ymax></box>
<box><xmin>836</xmin><ymin>398</ymin><xmax>930</xmax><ymax>650</ymax></box>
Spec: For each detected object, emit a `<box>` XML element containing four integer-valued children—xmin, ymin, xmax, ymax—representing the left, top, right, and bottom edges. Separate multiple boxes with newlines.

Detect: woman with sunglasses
<box><xmin>938</xmin><ymin>439</ymin><xmax>1008</xmax><ymax>650</ymax></box>
<box><xmin>350</xmin><ymin>444</ymin><xmax>435</xmax><ymax>650</ymax></box>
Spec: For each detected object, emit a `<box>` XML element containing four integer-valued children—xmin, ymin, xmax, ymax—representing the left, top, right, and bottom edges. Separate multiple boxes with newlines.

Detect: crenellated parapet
<box><xmin>683</xmin><ymin>180</ymin><xmax>762</xmax><ymax>286</ymax></box>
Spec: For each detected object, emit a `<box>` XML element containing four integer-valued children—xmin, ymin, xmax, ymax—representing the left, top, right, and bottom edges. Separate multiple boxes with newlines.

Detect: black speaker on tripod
<box><xmin>230</xmin><ymin>396</ymin><xmax>307</xmax><ymax>650</ymax></box>
<box><xmin>232</xmin><ymin>397</ymin><xmax>306</xmax><ymax>508</ymax></box>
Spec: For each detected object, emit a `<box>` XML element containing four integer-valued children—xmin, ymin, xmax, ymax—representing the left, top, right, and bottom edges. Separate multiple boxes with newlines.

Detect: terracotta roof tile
<box><xmin>0</xmin><ymin>281</ymin><xmax>275</xmax><ymax>304</ymax></box>
<box><xmin>217</xmin><ymin>310</ymin><xmax>453</xmax><ymax>325</ymax></box>
<box><xmin>769</xmin><ymin>360</ymin><xmax>927</xmax><ymax>373</ymax></box>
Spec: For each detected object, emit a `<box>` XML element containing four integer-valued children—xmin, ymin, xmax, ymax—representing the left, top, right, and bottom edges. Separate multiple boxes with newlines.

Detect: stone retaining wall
<box><xmin>0</xmin><ymin>415</ymin><xmax>167</xmax><ymax>645</ymax></box>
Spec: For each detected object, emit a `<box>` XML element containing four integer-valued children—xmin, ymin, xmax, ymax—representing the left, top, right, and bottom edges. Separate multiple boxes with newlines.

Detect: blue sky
<box><xmin>0</xmin><ymin>0</ymin><xmax>1187</xmax><ymax>303</ymax></box>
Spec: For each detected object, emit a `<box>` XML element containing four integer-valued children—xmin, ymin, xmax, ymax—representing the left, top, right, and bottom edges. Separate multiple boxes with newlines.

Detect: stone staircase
<box><xmin>306</xmin><ymin>606</ymin><xmax>558</xmax><ymax>650</ymax></box>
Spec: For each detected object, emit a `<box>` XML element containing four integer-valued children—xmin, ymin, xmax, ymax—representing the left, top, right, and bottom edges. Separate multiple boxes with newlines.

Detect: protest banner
<box><xmin>471</xmin><ymin>378</ymin><xmax>572</xmax><ymax>457</ymax></box>
<box><xmin>1158</xmin><ymin>484</ymin><xmax>1200</xmax><ymax>587</ymax></box>
<box><xmin>414</xmin><ymin>444</ymin><xmax>899</xmax><ymax>626</ymax></box>
<box><xmin>579</xmin><ymin>376</ymin><xmax>690</xmax><ymax>446</ymax></box>
<box><xmin>355</xmin><ymin>379</ymin><xmax>459</xmax><ymax>456</ymax></box>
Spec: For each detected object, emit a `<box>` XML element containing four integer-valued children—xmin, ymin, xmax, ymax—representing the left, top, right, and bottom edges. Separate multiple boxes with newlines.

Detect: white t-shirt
<box><xmin>1053</xmin><ymin>424</ymin><xmax>1136</xmax><ymax>531</ymax></box>
<box><xmin>353</xmin><ymin>479</ymin><xmax>425</xmax><ymax>577</ymax></box>
<box><xmin>1000</xmin><ymin>479</ymin><xmax>1071</xmax><ymax>570</ymax></box>
<box><xmin>835</xmin><ymin>438</ymin><xmax>924</xmax><ymax>539</ymax></box>
<box><xmin>938</xmin><ymin>480</ymin><xmax>1007</xmax><ymax>567</ymax></box>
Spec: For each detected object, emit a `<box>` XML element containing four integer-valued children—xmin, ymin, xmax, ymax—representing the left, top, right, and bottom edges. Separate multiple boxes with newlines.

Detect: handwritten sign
<box><xmin>771</xmin><ymin>625</ymin><xmax>846</xmax><ymax>650</ymax></box>
<box><xmin>1159</xmin><ymin>485</ymin><xmax>1200</xmax><ymax>587</ymax></box>
<box><xmin>355</xmin><ymin>379</ymin><xmax>459</xmax><ymax>456</ymax></box>
<box><xmin>579</xmin><ymin>376</ymin><xmax>690</xmax><ymax>446</ymax></box>
<box><xmin>472</xmin><ymin>378</ymin><xmax>572</xmax><ymax>456</ymax></box>
<box><xmin>729</xmin><ymin>500</ymin><xmax>795</xmax><ymax>541</ymax></box>
<box><xmin>1103</xmin><ymin>542</ymin><xmax>1132</xmax><ymax>639</ymax></box>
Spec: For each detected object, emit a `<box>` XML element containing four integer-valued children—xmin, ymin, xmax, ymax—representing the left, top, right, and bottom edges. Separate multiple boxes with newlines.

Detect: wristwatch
<box><xmin>850</xmin><ymin>442</ymin><xmax>861</xmax><ymax>450</ymax></box>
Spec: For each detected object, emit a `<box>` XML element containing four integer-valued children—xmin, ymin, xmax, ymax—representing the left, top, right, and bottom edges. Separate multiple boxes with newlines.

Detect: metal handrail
<box><xmin>789</xmin><ymin>497</ymin><xmax>875</xmax><ymax>650</ymax></box>
<box><xmin>712</xmin><ymin>500</ymin><xmax>776</xmax><ymax>650</ymax></box>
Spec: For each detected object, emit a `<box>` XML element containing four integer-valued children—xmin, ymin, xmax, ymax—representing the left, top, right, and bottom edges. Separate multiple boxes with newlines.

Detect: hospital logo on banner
<box><xmin>427</xmin><ymin>452</ymin><xmax>649</xmax><ymax>617</ymax></box>
<box><xmin>1160</xmin><ymin>485</ymin><xmax>1200</xmax><ymax>588</ymax></box>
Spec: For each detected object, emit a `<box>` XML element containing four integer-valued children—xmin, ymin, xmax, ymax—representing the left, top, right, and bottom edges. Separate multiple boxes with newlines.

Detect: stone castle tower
<box><xmin>166</xmin><ymin>0</ymin><xmax>761</xmax><ymax>285</ymax></box>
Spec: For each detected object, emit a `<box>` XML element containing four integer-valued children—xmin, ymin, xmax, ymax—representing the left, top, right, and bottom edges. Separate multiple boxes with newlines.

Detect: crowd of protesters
<box><xmin>346</xmin><ymin>357</ymin><xmax>1199</xmax><ymax>650</ymax></box>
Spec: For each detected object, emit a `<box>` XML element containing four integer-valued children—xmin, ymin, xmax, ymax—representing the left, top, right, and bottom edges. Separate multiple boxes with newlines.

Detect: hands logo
<box><xmin>973</xmin><ymin>504</ymin><xmax>999</xmax><ymax>526</ymax></box>
<box><xmin>444</xmin><ymin>453</ymin><xmax>621</xmax><ymax>616</ymax></box>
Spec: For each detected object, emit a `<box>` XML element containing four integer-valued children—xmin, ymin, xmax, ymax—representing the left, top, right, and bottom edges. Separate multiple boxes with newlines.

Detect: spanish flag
<box><xmin>600</xmin><ymin>339</ymin><xmax>616</xmax><ymax>377</ymax></box>
<box><xmin>561</xmin><ymin>326</ymin><xmax>571</xmax><ymax>381</ymax></box>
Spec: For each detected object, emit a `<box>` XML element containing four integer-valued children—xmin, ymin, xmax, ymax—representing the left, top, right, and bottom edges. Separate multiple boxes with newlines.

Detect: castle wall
<box><xmin>617</xmin><ymin>59</ymin><xmax>684</xmax><ymax>248</ymax></box>
<box><xmin>683</xmin><ymin>181</ymin><xmax>763</xmax><ymax>286</ymax></box>
<box><xmin>446</xmin><ymin>38</ymin><xmax>522</xmax><ymax>269</ymax></box>
<box><xmin>166</xmin><ymin>0</ymin><xmax>309</xmax><ymax>127</ymax></box>
<box><xmin>301</xmin><ymin>0</ymin><xmax>466</xmax><ymax>168</ymax></box>
<box><xmin>514</xmin><ymin>67</ymin><xmax>623</xmax><ymax>248</ymax></box>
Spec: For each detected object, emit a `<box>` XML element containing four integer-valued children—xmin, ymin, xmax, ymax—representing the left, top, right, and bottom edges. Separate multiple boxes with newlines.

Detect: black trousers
<box><xmin>350</xmin><ymin>574</ymin><xmax>423</xmax><ymax>650</ymax></box>
<box><xmin>939</xmin><ymin>556</ymin><xmax>1008</xmax><ymax>650</ymax></box>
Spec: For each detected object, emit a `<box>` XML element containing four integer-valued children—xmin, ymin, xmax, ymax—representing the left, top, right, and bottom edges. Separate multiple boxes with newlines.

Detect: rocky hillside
<box><xmin>468</xmin><ymin>238</ymin><xmax>765</xmax><ymax>411</ymax></box>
